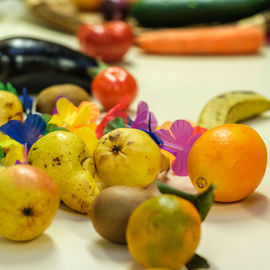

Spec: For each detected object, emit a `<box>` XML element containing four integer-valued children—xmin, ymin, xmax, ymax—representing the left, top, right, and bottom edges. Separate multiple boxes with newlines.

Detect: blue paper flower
<box><xmin>0</xmin><ymin>114</ymin><xmax>46</xmax><ymax>149</ymax></box>
<box><xmin>19</xmin><ymin>88</ymin><xmax>33</xmax><ymax>115</ymax></box>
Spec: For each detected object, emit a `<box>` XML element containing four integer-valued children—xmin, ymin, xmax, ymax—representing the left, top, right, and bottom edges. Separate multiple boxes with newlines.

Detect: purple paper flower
<box><xmin>131</xmin><ymin>101</ymin><xmax>158</xmax><ymax>131</ymax></box>
<box><xmin>155</xmin><ymin>120</ymin><xmax>202</xmax><ymax>177</ymax></box>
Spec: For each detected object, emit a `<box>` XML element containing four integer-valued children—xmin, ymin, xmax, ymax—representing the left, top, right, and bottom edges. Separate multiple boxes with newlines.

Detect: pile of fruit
<box><xmin>0</xmin><ymin>75</ymin><xmax>269</xmax><ymax>269</ymax></box>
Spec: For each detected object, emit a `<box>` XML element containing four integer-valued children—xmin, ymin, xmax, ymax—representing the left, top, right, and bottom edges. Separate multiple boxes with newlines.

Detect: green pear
<box><xmin>27</xmin><ymin>131</ymin><xmax>99</xmax><ymax>214</ymax></box>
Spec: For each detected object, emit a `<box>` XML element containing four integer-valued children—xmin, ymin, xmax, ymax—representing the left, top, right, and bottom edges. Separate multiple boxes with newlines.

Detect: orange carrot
<box><xmin>136</xmin><ymin>26</ymin><xmax>265</xmax><ymax>55</ymax></box>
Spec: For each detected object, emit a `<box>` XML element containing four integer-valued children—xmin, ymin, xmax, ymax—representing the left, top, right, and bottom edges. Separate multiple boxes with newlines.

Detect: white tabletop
<box><xmin>0</xmin><ymin>1</ymin><xmax>270</xmax><ymax>270</ymax></box>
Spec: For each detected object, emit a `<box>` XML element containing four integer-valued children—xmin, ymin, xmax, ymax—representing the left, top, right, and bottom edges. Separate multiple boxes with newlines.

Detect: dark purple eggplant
<box><xmin>0</xmin><ymin>37</ymin><xmax>98</xmax><ymax>94</ymax></box>
<box><xmin>102</xmin><ymin>0</ymin><xmax>131</xmax><ymax>21</ymax></box>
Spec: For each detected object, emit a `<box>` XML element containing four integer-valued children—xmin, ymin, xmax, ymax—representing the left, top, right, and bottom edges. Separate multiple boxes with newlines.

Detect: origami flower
<box><xmin>155</xmin><ymin>120</ymin><xmax>206</xmax><ymax>176</ymax></box>
<box><xmin>0</xmin><ymin>114</ymin><xmax>46</xmax><ymax>150</ymax></box>
<box><xmin>0</xmin><ymin>133</ymin><xmax>24</xmax><ymax>166</ymax></box>
<box><xmin>49</xmin><ymin>98</ymin><xmax>99</xmax><ymax>132</ymax></box>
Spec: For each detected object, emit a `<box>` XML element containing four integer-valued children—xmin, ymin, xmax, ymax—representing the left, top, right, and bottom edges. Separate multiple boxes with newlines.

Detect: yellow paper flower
<box><xmin>72</xmin><ymin>126</ymin><xmax>98</xmax><ymax>155</ymax></box>
<box><xmin>0</xmin><ymin>133</ymin><xmax>23</xmax><ymax>166</ymax></box>
<box><xmin>49</xmin><ymin>98</ymin><xmax>100</xmax><ymax>131</ymax></box>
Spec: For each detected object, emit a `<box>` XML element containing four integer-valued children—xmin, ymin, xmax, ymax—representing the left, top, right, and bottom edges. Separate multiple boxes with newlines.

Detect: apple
<box><xmin>0</xmin><ymin>165</ymin><xmax>60</xmax><ymax>241</ymax></box>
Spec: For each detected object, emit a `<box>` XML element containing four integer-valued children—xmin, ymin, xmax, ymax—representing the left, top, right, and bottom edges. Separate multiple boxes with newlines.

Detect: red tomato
<box><xmin>77</xmin><ymin>21</ymin><xmax>134</xmax><ymax>63</ymax></box>
<box><xmin>92</xmin><ymin>66</ymin><xmax>138</xmax><ymax>110</ymax></box>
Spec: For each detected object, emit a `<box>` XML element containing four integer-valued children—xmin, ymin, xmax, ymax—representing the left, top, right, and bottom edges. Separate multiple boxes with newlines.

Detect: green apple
<box><xmin>0</xmin><ymin>165</ymin><xmax>59</xmax><ymax>241</ymax></box>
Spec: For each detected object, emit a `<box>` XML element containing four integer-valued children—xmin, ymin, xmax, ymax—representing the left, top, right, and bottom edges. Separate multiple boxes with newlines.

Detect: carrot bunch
<box><xmin>136</xmin><ymin>26</ymin><xmax>265</xmax><ymax>55</ymax></box>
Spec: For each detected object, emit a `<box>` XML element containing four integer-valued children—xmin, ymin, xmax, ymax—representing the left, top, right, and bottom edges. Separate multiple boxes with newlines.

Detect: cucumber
<box><xmin>132</xmin><ymin>0</ymin><xmax>270</xmax><ymax>27</ymax></box>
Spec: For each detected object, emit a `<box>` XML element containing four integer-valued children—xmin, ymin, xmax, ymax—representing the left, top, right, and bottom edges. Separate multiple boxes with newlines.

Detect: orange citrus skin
<box><xmin>188</xmin><ymin>124</ymin><xmax>268</xmax><ymax>202</ymax></box>
<box><xmin>126</xmin><ymin>195</ymin><xmax>201</xmax><ymax>269</ymax></box>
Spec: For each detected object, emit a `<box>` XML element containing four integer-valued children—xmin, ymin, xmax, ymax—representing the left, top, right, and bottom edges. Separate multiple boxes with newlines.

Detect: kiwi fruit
<box><xmin>90</xmin><ymin>186</ymin><xmax>153</xmax><ymax>244</ymax></box>
<box><xmin>36</xmin><ymin>84</ymin><xmax>91</xmax><ymax>114</ymax></box>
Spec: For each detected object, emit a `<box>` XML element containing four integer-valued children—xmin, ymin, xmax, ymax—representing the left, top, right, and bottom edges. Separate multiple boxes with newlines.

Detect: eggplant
<box><xmin>0</xmin><ymin>37</ymin><xmax>98</xmax><ymax>94</ymax></box>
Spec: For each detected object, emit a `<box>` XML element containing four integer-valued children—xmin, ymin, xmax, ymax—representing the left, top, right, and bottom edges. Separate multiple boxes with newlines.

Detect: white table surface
<box><xmin>0</xmin><ymin>1</ymin><xmax>270</xmax><ymax>270</ymax></box>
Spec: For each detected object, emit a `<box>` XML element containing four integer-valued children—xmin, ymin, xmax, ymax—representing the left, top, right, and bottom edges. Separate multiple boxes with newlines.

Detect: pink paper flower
<box><xmin>155</xmin><ymin>120</ymin><xmax>206</xmax><ymax>176</ymax></box>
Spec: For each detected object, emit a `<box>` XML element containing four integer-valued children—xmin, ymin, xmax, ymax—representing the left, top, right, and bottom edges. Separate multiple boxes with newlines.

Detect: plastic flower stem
<box><xmin>162</xmin><ymin>141</ymin><xmax>183</xmax><ymax>153</ymax></box>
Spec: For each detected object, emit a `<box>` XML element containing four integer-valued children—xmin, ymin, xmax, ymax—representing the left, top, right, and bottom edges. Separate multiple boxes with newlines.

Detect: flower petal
<box><xmin>155</xmin><ymin>129</ymin><xmax>175</xmax><ymax>144</ymax></box>
<box><xmin>132</xmin><ymin>101</ymin><xmax>149</xmax><ymax>129</ymax></box>
<box><xmin>20</xmin><ymin>88</ymin><xmax>33</xmax><ymax>114</ymax></box>
<box><xmin>53</xmin><ymin>98</ymin><xmax>77</xmax><ymax>127</ymax></box>
<box><xmin>24</xmin><ymin>114</ymin><xmax>47</xmax><ymax>148</ymax></box>
<box><xmin>52</xmin><ymin>95</ymin><xmax>67</xmax><ymax>115</ymax></box>
<box><xmin>0</xmin><ymin>133</ymin><xmax>24</xmax><ymax>166</ymax></box>
<box><xmin>172</xmin><ymin>151</ymin><xmax>189</xmax><ymax>176</ymax></box>
<box><xmin>0</xmin><ymin>120</ymin><xmax>26</xmax><ymax>145</ymax></box>
<box><xmin>79</xmin><ymin>101</ymin><xmax>100</xmax><ymax>123</ymax></box>
<box><xmin>96</xmin><ymin>96</ymin><xmax>129</xmax><ymax>139</ymax></box>
<box><xmin>132</xmin><ymin>102</ymin><xmax>158</xmax><ymax>131</ymax></box>
<box><xmin>192</xmin><ymin>126</ymin><xmax>207</xmax><ymax>136</ymax></box>
<box><xmin>72</xmin><ymin>103</ymin><xmax>92</xmax><ymax>128</ymax></box>
<box><xmin>170</xmin><ymin>120</ymin><xmax>193</xmax><ymax>142</ymax></box>
<box><xmin>159</xmin><ymin>121</ymin><xmax>172</xmax><ymax>131</ymax></box>
<box><xmin>73</xmin><ymin>126</ymin><xmax>98</xmax><ymax>155</ymax></box>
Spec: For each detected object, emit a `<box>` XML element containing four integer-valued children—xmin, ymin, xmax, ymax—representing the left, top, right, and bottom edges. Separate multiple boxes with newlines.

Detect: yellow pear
<box><xmin>27</xmin><ymin>131</ymin><xmax>99</xmax><ymax>214</ymax></box>
<box><xmin>0</xmin><ymin>91</ymin><xmax>23</xmax><ymax>126</ymax></box>
<box><xmin>94</xmin><ymin>128</ymin><xmax>162</xmax><ymax>188</ymax></box>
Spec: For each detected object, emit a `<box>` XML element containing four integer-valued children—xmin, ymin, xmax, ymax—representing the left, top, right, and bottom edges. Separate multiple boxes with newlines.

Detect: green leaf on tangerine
<box><xmin>104</xmin><ymin>117</ymin><xmax>125</xmax><ymax>134</ymax></box>
<box><xmin>156</xmin><ymin>181</ymin><xmax>215</xmax><ymax>221</ymax></box>
<box><xmin>186</xmin><ymin>253</ymin><xmax>210</xmax><ymax>270</ymax></box>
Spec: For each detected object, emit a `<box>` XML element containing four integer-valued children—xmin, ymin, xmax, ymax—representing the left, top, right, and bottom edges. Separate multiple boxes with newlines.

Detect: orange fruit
<box><xmin>126</xmin><ymin>195</ymin><xmax>201</xmax><ymax>269</ymax></box>
<box><xmin>188</xmin><ymin>124</ymin><xmax>267</xmax><ymax>202</ymax></box>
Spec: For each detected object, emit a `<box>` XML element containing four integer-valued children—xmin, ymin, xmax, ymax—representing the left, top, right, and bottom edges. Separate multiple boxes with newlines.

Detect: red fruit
<box><xmin>92</xmin><ymin>66</ymin><xmax>138</xmax><ymax>110</ymax></box>
<box><xmin>77</xmin><ymin>21</ymin><xmax>134</xmax><ymax>62</ymax></box>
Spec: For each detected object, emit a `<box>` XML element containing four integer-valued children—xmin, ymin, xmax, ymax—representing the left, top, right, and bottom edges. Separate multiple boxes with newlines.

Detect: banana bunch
<box><xmin>198</xmin><ymin>91</ymin><xmax>270</xmax><ymax>129</ymax></box>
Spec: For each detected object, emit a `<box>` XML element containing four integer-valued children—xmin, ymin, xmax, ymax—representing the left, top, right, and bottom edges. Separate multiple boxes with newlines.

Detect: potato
<box><xmin>90</xmin><ymin>186</ymin><xmax>153</xmax><ymax>244</ymax></box>
<box><xmin>36</xmin><ymin>84</ymin><xmax>91</xmax><ymax>114</ymax></box>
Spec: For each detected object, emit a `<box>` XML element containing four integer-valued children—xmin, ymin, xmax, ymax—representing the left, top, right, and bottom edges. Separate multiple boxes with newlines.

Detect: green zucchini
<box><xmin>131</xmin><ymin>0</ymin><xmax>270</xmax><ymax>27</ymax></box>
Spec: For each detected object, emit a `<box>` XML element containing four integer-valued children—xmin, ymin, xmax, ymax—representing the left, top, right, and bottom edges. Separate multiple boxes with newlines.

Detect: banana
<box><xmin>198</xmin><ymin>91</ymin><xmax>270</xmax><ymax>129</ymax></box>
